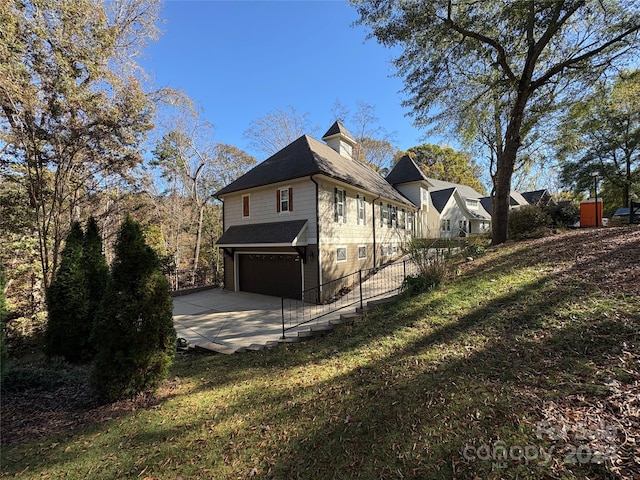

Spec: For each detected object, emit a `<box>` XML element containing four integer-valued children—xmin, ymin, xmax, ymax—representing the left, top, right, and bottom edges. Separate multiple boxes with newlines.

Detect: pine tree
<box><xmin>45</xmin><ymin>222</ymin><xmax>90</xmax><ymax>362</ymax></box>
<box><xmin>92</xmin><ymin>216</ymin><xmax>176</xmax><ymax>401</ymax></box>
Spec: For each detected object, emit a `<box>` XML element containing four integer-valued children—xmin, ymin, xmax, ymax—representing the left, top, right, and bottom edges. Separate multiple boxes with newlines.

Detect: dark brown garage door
<box><xmin>238</xmin><ymin>254</ymin><xmax>302</xmax><ymax>299</ymax></box>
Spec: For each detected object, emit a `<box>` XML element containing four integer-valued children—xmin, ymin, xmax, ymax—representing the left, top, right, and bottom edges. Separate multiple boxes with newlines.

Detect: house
<box><xmin>214</xmin><ymin>122</ymin><xmax>417</xmax><ymax>301</ymax></box>
<box><xmin>521</xmin><ymin>189</ymin><xmax>554</xmax><ymax>207</ymax></box>
<box><xmin>479</xmin><ymin>190</ymin><xmax>529</xmax><ymax>217</ymax></box>
<box><xmin>386</xmin><ymin>155</ymin><xmax>491</xmax><ymax>238</ymax></box>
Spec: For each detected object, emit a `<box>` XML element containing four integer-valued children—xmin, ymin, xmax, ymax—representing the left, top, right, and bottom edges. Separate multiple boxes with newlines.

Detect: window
<box><xmin>466</xmin><ymin>199</ymin><xmax>479</xmax><ymax>209</ymax></box>
<box><xmin>336</xmin><ymin>247</ymin><xmax>347</xmax><ymax>263</ymax></box>
<box><xmin>380</xmin><ymin>202</ymin><xmax>388</xmax><ymax>226</ymax></box>
<box><xmin>277</xmin><ymin>187</ymin><xmax>292</xmax><ymax>213</ymax></box>
<box><xmin>242</xmin><ymin>195</ymin><xmax>250</xmax><ymax>217</ymax></box>
<box><xmin>358</xmin><ymin>246</ymin><xmax>367</xmax><ymax>260</ymax></box>
<box><xmin>422</xmin><ymin>189</ymin><xmax>428</xmax><ymax>201</ymax></box>
<box><xmin>441</xmin><ymin>219</ymin><xmax>451</xmax><ymax>231</ymax></box>
<box><xmin>407</xmin><ymin>212</ymin><xmax>414</xmax><ymax>232</ymax></box>
<box><xmin>400</xmin><ymin>209</ymin><xmax>406</xmax><ymax>229</ymax></box>
<box><xmin>334</xmin><ymin>188</ymin><xmax>346</xmax><ymax>223</ymax></box>
<box><xmin>357</xmin><ymin>195</ymin><xmax>366</xmax><ymax>225</ymax></box>
<box><xmin>390</xmin><ymin>205</ymin><xmax>397</xmax><ymax>227</ymax></box>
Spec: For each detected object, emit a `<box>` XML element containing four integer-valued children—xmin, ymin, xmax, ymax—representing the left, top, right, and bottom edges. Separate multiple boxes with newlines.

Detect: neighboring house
<box><xmin>386</xmin><ymin>155</ymin><xmax>491</xmax><ymax>238</ymax></box>
<box><xmin>521</xmin><ymin>189</ymin><xmax>554</xmax><ymax>207</ymax></box>
<box><xmin>215</xmin><ymin>122</ymin><xmax>417</xmax><ymax>301</ymax></box>
<box><xmin>479</xmin><ymin>190</ymin><xmax>530</xmax><ymax>217</ymax></box>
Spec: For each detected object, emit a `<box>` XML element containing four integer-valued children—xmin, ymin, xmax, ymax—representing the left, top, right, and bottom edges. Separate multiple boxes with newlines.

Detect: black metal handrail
<box><xmin>280</xmin><ymin>258</ymin><xmax>418</xmax><ymax>338</ymax></box>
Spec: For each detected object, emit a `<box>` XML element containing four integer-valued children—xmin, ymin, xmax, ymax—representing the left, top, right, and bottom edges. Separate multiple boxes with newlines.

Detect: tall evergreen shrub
<box><xmin>1</xmin><ymin>265</ymin><xmax>8</xmax><ymax>380</ymax></box>
<box><xmin>45</xmin><ymin>222</ymin><xmax>90</xmax><ymax>363</ymax></box>
<box><xmin>92</xmin><ymin>216</ymin><xmax>176</xmax><ymax>401</ymax></box>
<box><xmin>83</xmin><ymin>217</ymin><xmax>108</xmax><ymax>343</ymax></box>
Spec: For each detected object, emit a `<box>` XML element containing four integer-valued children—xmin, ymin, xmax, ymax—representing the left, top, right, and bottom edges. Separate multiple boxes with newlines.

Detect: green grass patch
<box><xmin>2</xmin><ymin>230</ymin><xmax>639</xmax><ymax>479</ymax></box>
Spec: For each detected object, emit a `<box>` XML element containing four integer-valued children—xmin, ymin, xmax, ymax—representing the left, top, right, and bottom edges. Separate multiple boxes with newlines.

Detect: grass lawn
<box><xmin>2</xmin><ymin>227</ymin><xmax>639</xmax><ymax>479</ymax></box>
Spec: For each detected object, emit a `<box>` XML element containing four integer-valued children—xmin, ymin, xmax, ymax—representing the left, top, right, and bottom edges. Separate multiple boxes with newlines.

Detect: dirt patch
<box><xmin>1</xmin><ymin>377</ymin><xmax>180</xmax><ymax>446</ymax></box>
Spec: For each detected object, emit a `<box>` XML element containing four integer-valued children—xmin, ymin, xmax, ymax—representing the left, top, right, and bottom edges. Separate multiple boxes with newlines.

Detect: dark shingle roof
<box><xmin>322</xmin><ymin>120</ymin><xmax>356</xmax><ymax>142</ymax></box>
<box><xmin>430</xmin><ymin>187</ymin><xmax>456</xmax><ymax>213</ymax></box>
<box><xmin>217</xmin><ymin>220</ymin><xmax>308</xmax><ymax>246</ymax></box>
<box><xmin>215</xmin><ymin>135</ymin><xmax>414</xmax><ymax>207</ymax></box>
<box><xmin>386</xmin><ymin>155</ymin><xmax>428</xmax><ymax>185</ymax></box>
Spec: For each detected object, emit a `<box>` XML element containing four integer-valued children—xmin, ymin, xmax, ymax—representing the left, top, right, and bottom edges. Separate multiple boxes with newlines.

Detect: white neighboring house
<box><xmin>386</xmin><ymin>155</ymin><xmax>491</xmax><ymax>238</ymax></box>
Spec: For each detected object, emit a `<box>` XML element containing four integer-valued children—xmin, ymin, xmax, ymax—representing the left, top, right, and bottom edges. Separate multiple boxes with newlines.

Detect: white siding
<box><xmin>222</xmin><ymin>178</ymin><xmax>318</xmax><ymax>242</ymax></box>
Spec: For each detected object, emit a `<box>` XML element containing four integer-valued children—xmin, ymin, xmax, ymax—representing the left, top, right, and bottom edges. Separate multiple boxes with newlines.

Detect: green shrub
<box><xmin>402</xmin><ymin>238</ymin><xmax>453</xmax><ymax>296</ymax></box>
<box><xmin>45</xmin><ymin>222</ymin><xmax>91</xmax><ymax>363</ymax></box>
<box><xmin>1</xmin><ymin>265</ymin><xmax>7</xmax><ymax>381</ymax></box>
<box><xmin>508</xmin><ymin>205</ymin><xmax>552</xmax><ymax>239</ymax></box>
<box><xmin>92</xmin><ymin>216</ymin><xmax>176</xmax><ymax>402</ymax></box>
<box><xmin>401</xmin><ymin>272</ymin><xmax>442</xmax><ymax>296</ymax></box>
<box><xmin>545</xmin><ymin>201</ymin><xmax>580</xmax><ymax>228</ymax></box>
<box><xmin>83</xmin><ymin>217</ymin><xmax>108</xmax><ymax>340</ymax></box>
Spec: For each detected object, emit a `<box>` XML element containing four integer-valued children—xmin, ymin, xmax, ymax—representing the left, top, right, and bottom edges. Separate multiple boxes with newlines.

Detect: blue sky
<box><xmin>141</xmin><ymin>0</ymin><xmax>436</xmax><ymax>160</ymax></box>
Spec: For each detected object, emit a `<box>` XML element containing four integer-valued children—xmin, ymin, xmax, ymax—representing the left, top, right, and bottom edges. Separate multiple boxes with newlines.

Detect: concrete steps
<box><xmin>195</xmin><ymin>294</ymin><xmax>402</xmax><ymax>354</ymax></box>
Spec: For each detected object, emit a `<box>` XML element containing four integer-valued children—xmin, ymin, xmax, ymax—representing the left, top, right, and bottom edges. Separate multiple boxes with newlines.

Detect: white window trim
<box><xmin>358</xmin><ymin>245</ymin><xmax>367</xmax><ymax>260</ymax></box>
<box><xmin>279</xmin><ymin>187</ymin><xmax>290</xmax><ymax>213</ymax></box>
<box><xmin>336</xmin><ymin>246</ymin><xmax>347</xmax><ymax>263</ymax></box>
<box><xmin>357</xmin><ymin>195</ymin><xmax>366</xmax><ymax>225</ymax></box>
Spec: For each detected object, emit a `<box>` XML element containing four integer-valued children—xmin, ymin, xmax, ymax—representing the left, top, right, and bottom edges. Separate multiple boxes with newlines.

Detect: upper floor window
<box><xmin>357</xmin><ymin>194</ymin><xmax>366</xmax><ymax>225</ymax></box>
<box><xmin>277</xmin><ymin>187</ymin><xmax>292</xmax><ymax>213</ymax></box>
<box><xmin>466</xmin><ymin>199</ymin><xmax>479</xmax><ymax>209</ymax></box>
<box><xmin>334</xmin><ymin>188</ymin><xmax>346</xmax><ymax>223</ymax></box>
<box><xmin>441</xmin><ymin>219</ymin><xmax>451</xmax><ymax>231</ymax></box>
<box><xmin>422</xmin><ymin>189</ymin><xmax>428</xmax><ymax>202</ymax></box>
<box><xmin>389</xmin><ymin>205</ymin><xmax>397</xmax><ymax>228</ymax></box>
<box><xmin>380</xmin><ymin>202</ymin><xmax>388</xmax><ymax>227</ymax></box>
<box><xmin>242</xmin><ymin>195</ymin><xmax>250</xmax><ymax>218</ymax></box>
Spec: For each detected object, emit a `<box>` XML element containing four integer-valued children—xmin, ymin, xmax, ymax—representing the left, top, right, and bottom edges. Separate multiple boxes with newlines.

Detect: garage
<box><xmin>238</xmin><ymin>253</ymin><xmax>302</xmax><ymax>299</ymax></box>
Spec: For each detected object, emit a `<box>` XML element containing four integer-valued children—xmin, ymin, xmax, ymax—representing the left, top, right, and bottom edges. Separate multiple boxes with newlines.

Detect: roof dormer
<box><xmin>322</xmin><ymin>121</ymin><xmax>357</xmax><ymax>160</ymax></box>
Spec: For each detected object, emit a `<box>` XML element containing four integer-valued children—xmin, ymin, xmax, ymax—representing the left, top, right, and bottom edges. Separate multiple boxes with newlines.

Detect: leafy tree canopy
<box><xmin>557</xmin><ymin>70</ymin><xmax>640</xmax><ymax>208</ymax></box>
<box><xmin>351</xmin><ymin>0</ymin><xmax>640</xmax><ymax>244</ymax></box>
<box><xmin>407</xmin><ymin>144</ymin><xmax>487</xmax><ymax>195</ymax></box>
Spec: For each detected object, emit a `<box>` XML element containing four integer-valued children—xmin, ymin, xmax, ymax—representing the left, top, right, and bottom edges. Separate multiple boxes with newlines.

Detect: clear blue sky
<box><xmin>140</xmin><ymin>0</ymin><xmax>436</xmax><ymax>160</ymax></box>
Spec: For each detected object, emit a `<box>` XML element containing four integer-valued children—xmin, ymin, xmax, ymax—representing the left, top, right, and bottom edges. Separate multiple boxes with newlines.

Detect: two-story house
<box><xmin>215</xmin><ymin>122</ymin><xmax>417</xmax><ymax>301</ymax></box>
<box><xmin>386</xmin><ymin>155</ymin><xmax>491</xmax><ymax>238</ymax></box>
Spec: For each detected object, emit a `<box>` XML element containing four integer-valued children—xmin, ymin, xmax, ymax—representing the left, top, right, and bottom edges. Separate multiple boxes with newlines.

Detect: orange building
<box><xmin>580</xmin><ymin>199</ymin><xmax>604</xmax><ymax>227</ymax></box>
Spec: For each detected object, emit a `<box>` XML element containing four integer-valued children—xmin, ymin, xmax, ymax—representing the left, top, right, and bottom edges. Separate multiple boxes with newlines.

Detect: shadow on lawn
<box><xmin>2</xmin><ymin>229</ymin><xmax>637</xmax><ymax>479</ymax></box>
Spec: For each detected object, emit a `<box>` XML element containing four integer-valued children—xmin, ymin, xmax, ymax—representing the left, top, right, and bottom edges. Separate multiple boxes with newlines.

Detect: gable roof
<box><xmin>215</xmin><ymin>134</ymin><xmax>414</xmax><ymax>207</ymax></box>
<box><xmin>521</xmin><ymin>189</ymin><xmax>552</xmax><ymax>206</ymax></box>
<box><xmin>430</xmin><ymin>187</ymin><xmax>456</xmax><ymax>213</ymax></box>
<box><xmin>480</xmin><ymin>192</ymin><xmax>531</xmax><ymax>214</ymax></box>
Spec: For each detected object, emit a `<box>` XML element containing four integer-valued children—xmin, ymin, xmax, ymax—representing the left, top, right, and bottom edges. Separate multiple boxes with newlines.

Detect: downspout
<box><xmin>310</xmin><ymin>176</ymin><xmax>322</xmax><ymax>297</ymax></box>
<box><xmin>220</xmin><ymin>197</ymin><xmax>226</xmax><ymax>289</ymax></box>
<box><xmin>372</xmin><ymin>194</ymin><xmax>381</xmax><ymax>268</ymax></box>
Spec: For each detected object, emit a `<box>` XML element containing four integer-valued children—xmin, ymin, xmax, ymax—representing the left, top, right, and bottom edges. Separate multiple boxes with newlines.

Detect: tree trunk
<box><xmin>193</xmin><ymin>204</ymin><xmax>204</xmax><ymax>276</ymax></box>
<box><xmin>491</xmin><ymin>90</ymin><xmax>529</xmax><ymax>245</ymax></box>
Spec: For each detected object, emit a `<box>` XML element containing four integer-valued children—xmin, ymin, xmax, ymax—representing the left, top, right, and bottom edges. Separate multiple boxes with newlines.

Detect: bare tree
<box><xmin>244</xmin><ymin>106</ymin><xmax>319</xmax><ymax>157</ymax></box>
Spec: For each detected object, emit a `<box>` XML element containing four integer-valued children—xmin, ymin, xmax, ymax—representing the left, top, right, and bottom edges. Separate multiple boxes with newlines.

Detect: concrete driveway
<box><xmin>173</xmin><ymin>260</ymin><xmax>414</xmax><ymax>354</ymax></box>
<box><xmin>172</xmin><ymin>288</ymin><xmax>352</xmax><ymax>354</ymax></box>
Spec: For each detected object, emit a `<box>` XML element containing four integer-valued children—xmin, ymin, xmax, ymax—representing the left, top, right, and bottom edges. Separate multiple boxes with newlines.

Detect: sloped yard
<box><xmin>2</xmin><ymin>227</ymin><xmax>639</xmax><ymax>479</ymax></box>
